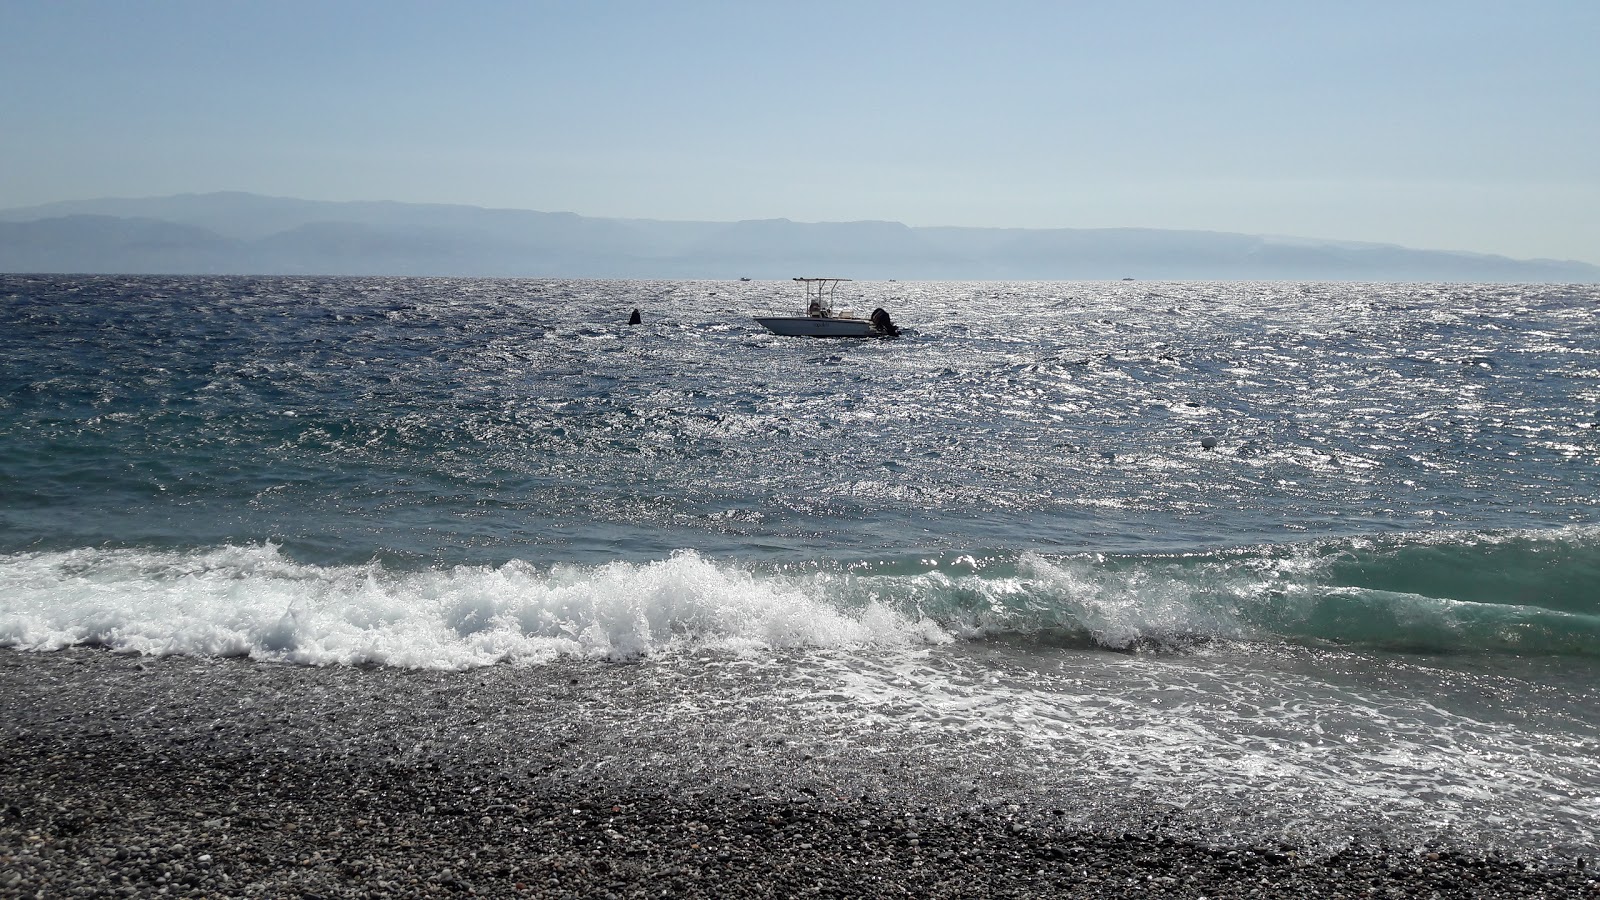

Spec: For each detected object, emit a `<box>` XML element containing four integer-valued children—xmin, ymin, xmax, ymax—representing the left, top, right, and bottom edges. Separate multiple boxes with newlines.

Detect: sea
<box><xmin>2</xmin><ymin>274</ymin><xmax>1597</xmax><ymax>856</ymax></box>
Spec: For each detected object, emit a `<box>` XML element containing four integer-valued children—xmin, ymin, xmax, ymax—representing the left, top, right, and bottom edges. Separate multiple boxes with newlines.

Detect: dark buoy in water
<box><xmin>628</xmin><ymin>308</ymin><xmax>642</xmax><ymax>325</ymax></box>
<box><xmin>1200</xmin><ymin>435</ymin><xmax>1218</xmax><ymax>451</ymax></box>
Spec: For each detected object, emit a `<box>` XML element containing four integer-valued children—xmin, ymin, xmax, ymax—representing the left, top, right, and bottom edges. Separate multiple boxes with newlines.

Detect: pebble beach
<box><xmin>3</xmin><ymin>649</ymin><xmax>1592</xmax><ymax>899</ymax></box>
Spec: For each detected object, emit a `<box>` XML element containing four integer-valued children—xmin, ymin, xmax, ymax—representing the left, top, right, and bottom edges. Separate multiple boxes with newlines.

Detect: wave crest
<box><xmin>0</xmin><ymin>545</ymin><xmax>947</xmax><ymax>669</ymax></box>
<box><xmin>4</xmin><ymin>527</ymin><xmax>1598</xmax><ymax>668</ymax></box>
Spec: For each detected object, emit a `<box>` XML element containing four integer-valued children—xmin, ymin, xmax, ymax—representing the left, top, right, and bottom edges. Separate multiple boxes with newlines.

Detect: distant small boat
<box><xmin>754</xmin><ymin>278</ymin><xmax>902</xmax><ymax>338</ymax></box>
<box><xmin>739</xmin><ymin>277</ymin><xmax>751</xmax><ymax>281</ymax></box>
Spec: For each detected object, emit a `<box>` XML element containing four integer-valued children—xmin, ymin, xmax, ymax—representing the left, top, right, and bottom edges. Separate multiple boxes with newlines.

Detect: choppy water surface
<box><xmin>2</xmin><ymin>275</ymin><xmax>1597</xmax><ymax>853</ymax></box>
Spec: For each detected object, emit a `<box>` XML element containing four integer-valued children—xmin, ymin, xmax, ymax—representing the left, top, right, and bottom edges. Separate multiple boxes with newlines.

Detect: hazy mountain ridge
<box><xmin>2</xmin><ymin>192</ymin><xmax>1595</xmax><ymax>281</ymax></box>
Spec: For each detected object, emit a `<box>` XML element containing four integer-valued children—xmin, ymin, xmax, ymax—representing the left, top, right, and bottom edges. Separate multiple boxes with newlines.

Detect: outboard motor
<box><xmin>870</xmin><ymin>307</ymin><xmax>899</xmax><ymax>337</ymax></box>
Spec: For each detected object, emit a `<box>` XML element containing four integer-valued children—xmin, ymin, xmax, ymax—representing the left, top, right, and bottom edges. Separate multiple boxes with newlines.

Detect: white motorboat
<box><xmin>754</xmin><ymin>278</ymin><xmax>902</xmax><ymax>338</ymax></box>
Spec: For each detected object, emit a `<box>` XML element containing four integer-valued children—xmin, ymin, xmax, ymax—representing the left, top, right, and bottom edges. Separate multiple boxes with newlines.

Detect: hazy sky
<box><xmin>2</xmin><ymin>0</ymin><xmax>1596</xmax><ymax>262</ymax></box>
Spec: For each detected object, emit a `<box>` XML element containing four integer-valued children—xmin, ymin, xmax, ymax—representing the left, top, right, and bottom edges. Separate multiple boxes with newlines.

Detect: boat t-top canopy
<box><xmin>793</xmin><ymin>277</ymin><xmax>851</xmax><ymax>309</ymax></box>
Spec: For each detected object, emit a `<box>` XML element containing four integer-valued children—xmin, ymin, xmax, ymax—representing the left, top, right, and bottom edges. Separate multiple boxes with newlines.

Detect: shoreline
<box><xmin>2</xmin><ymin>648</ymin><xmax>1592</xmax><ymax>898</ymax></box>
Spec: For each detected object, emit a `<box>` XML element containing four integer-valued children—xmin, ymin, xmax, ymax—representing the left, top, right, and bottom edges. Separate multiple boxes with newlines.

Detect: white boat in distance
<box><xmin>754</xmin><ymin>278</ymin><xmax>902</xmax><ymax>338</ymax></box>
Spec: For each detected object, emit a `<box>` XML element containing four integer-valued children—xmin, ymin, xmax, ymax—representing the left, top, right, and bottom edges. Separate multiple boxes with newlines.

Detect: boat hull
<box><xmin>754</xmin><ymin>316</ymin><xmax>881</xmax><ymax>338</ymax></box>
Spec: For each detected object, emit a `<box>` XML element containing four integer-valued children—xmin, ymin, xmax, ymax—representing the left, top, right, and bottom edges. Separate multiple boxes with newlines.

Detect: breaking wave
<box><xmin>3</xmin><ymin>526</ymin><xmax>1597</xmax><ymax>669</ymax></box>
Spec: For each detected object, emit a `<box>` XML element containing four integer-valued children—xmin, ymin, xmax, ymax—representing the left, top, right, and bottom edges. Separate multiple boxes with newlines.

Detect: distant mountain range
<box><xmin>2</xmin><ymin>192</ymin><xmax>1595</xmax><ymax>282</ymax></box>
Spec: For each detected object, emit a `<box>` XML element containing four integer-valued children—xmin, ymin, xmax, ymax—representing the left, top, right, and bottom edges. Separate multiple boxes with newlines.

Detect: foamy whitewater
<box><xmin>2</xmin><ymin>275</ymin><xmax>1597</xmax><ymax>853</ymax></box>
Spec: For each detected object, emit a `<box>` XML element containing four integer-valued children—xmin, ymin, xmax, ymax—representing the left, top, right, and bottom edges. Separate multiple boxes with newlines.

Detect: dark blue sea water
<box><xmin>2</xmin><ymin>274</ymin><xmax>1598</xmax><ymax>853</ymax></box>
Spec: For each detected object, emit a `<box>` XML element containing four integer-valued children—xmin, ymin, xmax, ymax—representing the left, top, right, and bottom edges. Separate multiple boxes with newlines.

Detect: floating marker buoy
<box><xmin>628</xmin><ymin>308</ymin><xmax>641</xmax><ymax>325</ymax></box>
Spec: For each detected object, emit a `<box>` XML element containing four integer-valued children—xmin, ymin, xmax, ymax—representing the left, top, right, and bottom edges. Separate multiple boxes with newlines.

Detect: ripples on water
<box><xmin>3</xmin><ymin>276</ymin><xmax>1595</xmax><ymax>565</ymax></box>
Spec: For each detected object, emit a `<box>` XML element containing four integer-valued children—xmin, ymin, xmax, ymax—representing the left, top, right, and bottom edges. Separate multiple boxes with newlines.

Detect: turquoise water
<box><xmin>2</xmin><ymin>275</ymin><xmax>1597</xmax><ymax>852</ymax></box>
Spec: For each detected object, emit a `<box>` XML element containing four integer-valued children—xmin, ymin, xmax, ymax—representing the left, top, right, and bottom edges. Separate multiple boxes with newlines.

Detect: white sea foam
<box><xmin>7</xmin><ymin>530</ymin><xmax>1596</xmax><ymax>667</ymax></box>
<box><xmin>0</xmin><ymin>544</ymin><xmax>950</xmax><ymax>669</ymax></box>
<box><xmin>1010</xmin><ymin>551</ymin><xmax>1252</xmax><ymax>648</ymax></box>
<box><xmin>764</xmin><ymin>645</ymin><xmax>1600</xmax><ymax>852</ymax></box>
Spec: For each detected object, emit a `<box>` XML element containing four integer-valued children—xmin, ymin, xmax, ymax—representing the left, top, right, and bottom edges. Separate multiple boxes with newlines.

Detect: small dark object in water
<box><xmin>628</xmin><ymin>308</ymin><xmax>642</xmax><ymax>325</ymax></box>
<box><xmin>869</xmin><ymin>308</ymin><xmax>899</xmax><ymax>337</ymax></box>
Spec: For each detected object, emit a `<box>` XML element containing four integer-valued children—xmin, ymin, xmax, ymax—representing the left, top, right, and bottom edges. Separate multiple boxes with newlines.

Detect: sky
<box><xmin>2</xmin><ymin>0</ymin><xmax>1597</xmax><ymax>263</ymax></box>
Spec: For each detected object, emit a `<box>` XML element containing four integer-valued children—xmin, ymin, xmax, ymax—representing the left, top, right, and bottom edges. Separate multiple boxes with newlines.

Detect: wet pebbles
<box><xmin>2</xmin><ymin>649</ymin><xmax>1592</xmax><ymax>898</ymax></box>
